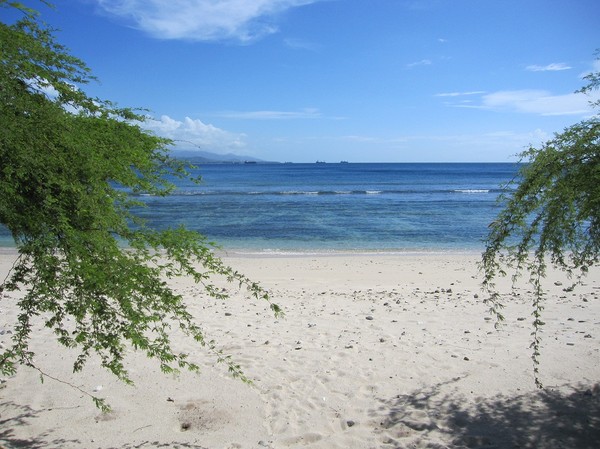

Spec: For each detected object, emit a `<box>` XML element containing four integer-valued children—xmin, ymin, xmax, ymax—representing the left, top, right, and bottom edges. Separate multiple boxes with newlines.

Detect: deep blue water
<box><xmin>0</xmin><ymin>162</ymin><xmax>520</xmax><ymax>253</ymax></box>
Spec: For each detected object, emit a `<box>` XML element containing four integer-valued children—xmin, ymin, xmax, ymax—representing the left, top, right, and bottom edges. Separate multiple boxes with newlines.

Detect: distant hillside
<box><xmin>170</xmin><ymin>149</ymin><xmax>275</xmax><ymax>164</ymax></box>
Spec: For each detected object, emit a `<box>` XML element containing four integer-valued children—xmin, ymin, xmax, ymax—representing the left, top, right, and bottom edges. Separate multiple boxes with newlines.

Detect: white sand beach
<box><xmin>1</xmin><ymin>249</ymin><xmax>599</xmax><ymax>448</ymax></box>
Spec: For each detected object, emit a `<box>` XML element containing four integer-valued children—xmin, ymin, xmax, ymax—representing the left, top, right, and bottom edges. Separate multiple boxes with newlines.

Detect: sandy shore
<box><xmin>1</xmin><ymin>249</ymin><xmax>599</xmax><ymax>448</ymax></box>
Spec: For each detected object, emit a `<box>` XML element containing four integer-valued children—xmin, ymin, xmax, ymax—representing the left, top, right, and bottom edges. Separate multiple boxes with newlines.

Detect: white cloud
<box><xmin>25</xmin><ymin>78</ymin><xmax>96</xmax><ymax>114</ymax></box>
<box><xmin>143</xmin><ymin>115</ymin><xmax>247</xmax><ymax>152</ymax></box>
<box><xmin>25</xmin><ymin>77</ymin><xmax>60</xmax><ymax>99</ymax></box>
<box><xmin>94</xmin><ymin>0</ymin><xmax>321</xmax><ymax>42</ymax></box>
<box><xmin>526</xmin><ymin>62</ymin><xmax>572</xmax><ymax>72</ymax></box>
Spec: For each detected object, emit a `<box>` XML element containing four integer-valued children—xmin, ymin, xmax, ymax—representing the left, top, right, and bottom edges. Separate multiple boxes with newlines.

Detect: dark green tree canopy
<box><xmin>1</xmin><ymin>2</ymin><xmax>279</xmax><ymax>409</ymax></box>
<box><xmin>481</xmin><ymin>56</ymin><xmax>600</xmax><ymax>386</ymax></box>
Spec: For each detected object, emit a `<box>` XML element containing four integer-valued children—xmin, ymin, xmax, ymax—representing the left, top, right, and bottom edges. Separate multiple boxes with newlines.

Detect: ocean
<box><xmin>138</xmin><ymin>162</ymin><xmax>518</xmax><ymax>254</ymax></box>
<box><xmin>0</xmin><ymin>162</ymin><xmax>520</xmax><ymax>253</ymax></box>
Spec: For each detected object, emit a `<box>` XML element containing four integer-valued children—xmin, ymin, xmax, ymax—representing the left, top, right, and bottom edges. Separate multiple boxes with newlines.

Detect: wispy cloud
<box><xmin>406</xmin><ymin>59</ymin><xmax>432</xmax><ymax>69</ymax></box>
<box><xmin>401</xmin><ymin>0</ymin><xmax>439</xmax><ymax>11</ymax></box>
<box><xmin>435</xmin><ymin>91</ymin><xmax>486</xmax><ymax>97</ymax></box>
<box><xmin>338</xmin><ymin>129</ymin><xmax>549</xmax><ymax>147</ymax></box>
<box><xmin>330</xmin><ymin>129</ymin><xmax>552</xmax><ymax>161</ymax></box>
<box><xmin>340</xmin><ymin>135</ymin><xmax>381</xmax><ymax>143</ymax></box>
<box><xmin>216</xmin><ymin>108</ymin><xmax>323</xmax><ymax>119</ymax></box>
<box><xmin>408</xmin><ymin>129</ymin><xmax>551</xmax><ymax>149</ymax></box>
<box><xmin>284</xmin><ymin>38</ymin><xmax>321</xmax><ymax>51</ymax></box>
<box><xmin>480</xmin><ymin>90</ymin><xmax>593</xmax><ymax>115</ymax></box>
<box><xmin>143</xmin><ymin>115</ymin><xmax>246</xmax><ymax>152</ymax></box>
<box><xmin>440</xmin><ymin>89</ymin><xmax>597</xmax><ymax>116</ymax></box>
<box><xmin>94</xmin><ymin>0</ymin><xmax>322</xmax><ymax>42</ymax></box>
<box><xmin>579</xmin><ymin>58</ymin><xmax>600</xmax><ymax>79</ymax></box>
<box><xmin>526</xmin><ymin>62</ymin><xmax>572</xmax><ymax>72</ymax></box>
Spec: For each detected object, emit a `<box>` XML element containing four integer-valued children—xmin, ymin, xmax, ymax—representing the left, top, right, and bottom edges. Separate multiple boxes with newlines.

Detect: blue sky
<box><xmin>10</xmin><ymin>0</ymin><xmax>600</xmax><ymax>162</ymax></box>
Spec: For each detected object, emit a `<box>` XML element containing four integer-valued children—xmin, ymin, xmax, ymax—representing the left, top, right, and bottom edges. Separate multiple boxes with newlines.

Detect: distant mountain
<box><xmin>170</xmin><ymin>149</ymin><xmax>275</xmax><ymax>164</ymax></box>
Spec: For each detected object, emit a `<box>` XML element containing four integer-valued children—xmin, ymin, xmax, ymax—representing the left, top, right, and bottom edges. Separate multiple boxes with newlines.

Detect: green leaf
<box><xmin>480</xmin><ymin>52</ymin><xmax>600</xmax><ymax>388</ymax></box>
<box><xmin>0</xmin><ymin>2</ymin><xmax>282</xmax><ymax>410</ymax></box>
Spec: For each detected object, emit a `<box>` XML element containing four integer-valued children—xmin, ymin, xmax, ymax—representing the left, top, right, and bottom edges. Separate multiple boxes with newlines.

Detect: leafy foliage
<box><xmin>481</xmin><ymin>57</ymin><xmax>600</xmax><ymax>387</ymax></box>
<box><xmin>0</xmin><ymin>2</ymin><xmax>280</xmax><ymax>409</ymax></box>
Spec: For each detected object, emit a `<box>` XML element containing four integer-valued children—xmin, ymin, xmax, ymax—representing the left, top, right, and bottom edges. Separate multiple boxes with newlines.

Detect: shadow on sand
<box><xmin>0</xmin><ymin>401</ymin><xmax>81</xmax><ymax>449</ymax></box>
<box><xmin>373</xmin><ymin>378</ymin><xmax>600</xmax><ymax>449</ymax></box>
<box><xmin>0</xmin><ymin>401</ymin><xmax>208</xmax><ymax>449</ymax></box>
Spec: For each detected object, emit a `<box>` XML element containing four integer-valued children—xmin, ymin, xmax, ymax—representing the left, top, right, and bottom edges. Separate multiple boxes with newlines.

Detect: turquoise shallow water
<box><xmin>0</xmin><ymin>162</ymin><xmax>520</xmax><ymax>253</ymax></box>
